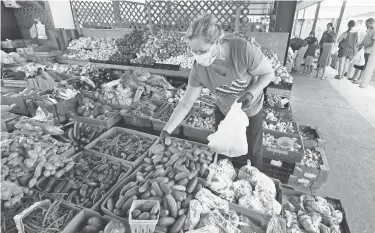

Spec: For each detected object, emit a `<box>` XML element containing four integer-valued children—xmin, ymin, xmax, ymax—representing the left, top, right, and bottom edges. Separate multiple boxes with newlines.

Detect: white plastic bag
<box><xmin>351</xmin><ymin>49</ymin><xmax>365</xmax><ymax>66</ymax></box>
<box><xmin>207</xmin><ymin>101</ymin><xmax>249</xmax><ymax>157</ymax></box>
<box><xmin>36</xmin><ymin>21</ymin><xmax>47</xmax><ymax>39</ymax></box>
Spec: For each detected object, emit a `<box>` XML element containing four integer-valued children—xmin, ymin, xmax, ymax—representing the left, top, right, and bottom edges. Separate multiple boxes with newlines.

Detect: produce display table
<box><xmin>57</xmin><ymin>58</ymin><xmax>191</xmax><ymax>79</ymax></box>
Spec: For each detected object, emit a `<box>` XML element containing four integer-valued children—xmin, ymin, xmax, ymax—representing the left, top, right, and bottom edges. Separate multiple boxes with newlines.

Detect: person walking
<box><xmin>317</xmin><ymin>23</ymin><xmax>337</xmax><ymax>69</ymax></box>
<box><xmin>336</xmin><ymin>20</ymin><xmax>359</xmax><ymax>80</ymax></box>
<box><xmin>350</xmin><ymin>18</ymin><xmax>375</xmax><ymax>84</ymax></box>
<box><xmin>304</xmin><ymin>31</ymin><xmax>319</xmax><ymax>74</ymax></box>
<box><xmin>316</xmin><ymin>33</ymin><xmax>335</xmax><ymax>80</ymax></box>
<box><xmin>159</xmin><ymin>14</ymin><xmax>274</xmax><ymax>169</ymax></box>
<box><xmin>294</xmin><ymin>40</ymin><xmax>308</xmax><ymax>73</ymax></box>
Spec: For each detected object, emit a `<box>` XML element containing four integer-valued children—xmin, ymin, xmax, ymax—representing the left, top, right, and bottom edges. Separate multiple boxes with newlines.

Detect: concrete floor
<box><xmin>290</xmin><ymin>71</ymin><xmax>375</xmax><ymax>233</ymax></box>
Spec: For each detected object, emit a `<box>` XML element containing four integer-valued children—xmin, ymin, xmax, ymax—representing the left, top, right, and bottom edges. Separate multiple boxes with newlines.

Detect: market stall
<box><xmin>1</xmin><ymin>1</ymin><xmax>350</xmax><ymax>232</ymax></box>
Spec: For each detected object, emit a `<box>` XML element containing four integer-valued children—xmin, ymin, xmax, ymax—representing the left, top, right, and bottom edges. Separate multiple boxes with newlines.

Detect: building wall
<box><xmin>1</xmin><ymin>2</ymin><xmax>22</xmax><ymax>40</ymax></box>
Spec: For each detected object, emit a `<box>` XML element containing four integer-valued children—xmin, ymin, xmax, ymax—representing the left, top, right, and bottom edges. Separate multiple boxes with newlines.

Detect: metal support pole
<box><xmin>293</xmin><ymin>10</ymin><xmax>299</xmax><ymax>37</ymax></box>
<box><xmin>312</xmin><ymin>2</ymin><xmax>321</xmax><ymax>32</ymax></box>
<box><xmin>336</xmin><ymin>0</ymin><xmax>347</xmax><ymax>34</ymax></box>
<box><xmin>299</xmin><ymin>8</ymin><xmax>306</xmax><ymax>38</ymax></box>
<box><xmin>234</xmin><ymin>6</ymin><xmax>242</xmax><ymax>36</ymax></box>
<box><xmin>112</xmin><ymin>0</ymin><xmax>121</xmax><ymax>28</ymax></box>
<box><xmin>147</xmin><ymin>5</ymin><xmax>153</xmax><ymax>33</ymax></box>
<box><xmin>360</xmin><ymin>44</ymin><xmax>375</xmax><ymax>88</ymax></box>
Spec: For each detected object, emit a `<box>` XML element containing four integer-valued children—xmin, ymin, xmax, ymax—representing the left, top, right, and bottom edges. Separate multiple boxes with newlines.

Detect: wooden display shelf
<box><xmin>57</xmin><ymin>58</ymin><xmax>191</xmax><ymax>78</ymax></box>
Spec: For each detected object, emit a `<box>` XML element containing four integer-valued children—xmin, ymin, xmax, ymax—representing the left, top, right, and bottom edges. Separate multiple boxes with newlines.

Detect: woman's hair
<box><xmin>365</xmin><ymin>18</ymin><xmax>374</xmax><ymax>24</ymax></box>
<box><xmin>327</xmin><ymin>23</ymin><xmax>335</xmax><ymax>32</ymax></box>
<box><xmin>326</xmin><ymin>33</ymin><xmax>335</xmax><ymax>43</ymax></box>
<box><xmin>309</xmin><ymin>31</ymin><xmax>315</xmax><ymax>37</ymax></box>
<box><xmin>186</xmin><ymin>14</ymin><xmax>224</xmax><ymax>44</ymax></box>
<box><xmin>347</xmin><ymin>20</ymin><xmax>356</xmax><ymax>32</ymax></box>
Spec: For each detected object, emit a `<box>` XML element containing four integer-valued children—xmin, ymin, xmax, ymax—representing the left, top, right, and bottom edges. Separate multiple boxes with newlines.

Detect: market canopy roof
<box><xmin>296</xmin><ymin>0</ymin><xmax>323</xmax><ymax>11</ymax></box>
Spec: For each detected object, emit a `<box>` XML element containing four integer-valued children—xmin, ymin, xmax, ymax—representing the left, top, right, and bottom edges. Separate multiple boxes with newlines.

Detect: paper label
<box><xmin>270</xmin><ymin>159</ymin><xmax>282</xmax><ymax>167</ymax></box>
<box><xmin>266</xmin><ymin>147</ymin><xmax>288</xmax><ymax>155</ymax></box>
<box><xmin>304</xmin><ymin>172</ymin><xmax>317</xmax><ymax>179</ymax></box>
<box><xmin>297</xmin><ymin>178</ymin><xmax>310</xmax><ymax>185</ymax></box>
<box><xmin>296</xmin><ymin>166</ymin><xmax>302</xmax><ymax>172</ymax></box>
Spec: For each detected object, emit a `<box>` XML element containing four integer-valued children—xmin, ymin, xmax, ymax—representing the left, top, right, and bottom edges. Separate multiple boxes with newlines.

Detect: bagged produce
<box><xmin>195</xmin><ymin>188</ymin><xmax>229</xmax><ymax>213</ymax></box>
<box><xmin>266</xmin><ymin>216</ymin><xmax>284</xmax><ymax>233</ymax></box>
<box><xmin>208</xmin><ymin>101</ymin><xmax>248</xmax><ymax>157</ymax></box>
<box><xmin>185</xmin><ymin>200</ymin><xmax>210</xmax><ymax>230</ymax></box>
<box><xmin>238</xmin><ymin>215</ymin><xmax>265</xmax><ymax>233</ymax></box>
<box><xmin>197</xmin><ymin>209</ymin><xmax>238</xmax><ymax>233</ymax></box>
<box><xmin>238</xmin><ymin>160</ymin><xmax>276</xmax><ymax>198</ymax></box>
<box><xmin>186</xmin><ymin>225</ymin><xmax>221</xmax><ymax>233</ymax></box>
<box><xmin>206</xmin><ymin>163</ymin><xmax>233</xmax><ymax>197</ymax></box>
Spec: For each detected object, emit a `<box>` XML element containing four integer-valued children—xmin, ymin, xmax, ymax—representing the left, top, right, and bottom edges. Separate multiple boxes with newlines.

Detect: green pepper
<box><xmin>45</xmin><ymin>177</ymin><xmax>57</xmax><ymax>192</ymax></box>
<box><xmin>67</xmin><ymin>190</ymin><xmax>77</xmax><ymax>203</ymax></box>
<box><xmin>54</xmin><ymin>180</ymin><xmax>68</xmax><ymax>193</ymax></box>
<box><xmin>80</xmin><ymin>184</ymin><xmax>88</xmax><ymax>197</ymax></box>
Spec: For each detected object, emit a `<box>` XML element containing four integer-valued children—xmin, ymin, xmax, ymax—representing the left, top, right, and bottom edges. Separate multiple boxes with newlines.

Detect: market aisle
<box><xmin>290</xmin><ymin>72</ymin><xmax>375</xmax><ymax>233</ymax></box>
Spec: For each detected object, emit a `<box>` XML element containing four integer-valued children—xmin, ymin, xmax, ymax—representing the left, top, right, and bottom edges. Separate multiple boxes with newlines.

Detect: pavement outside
<box><xmin>290</xmin><ymin>71</ymin><xmax>375</xmax><ymax>233</ymax></box>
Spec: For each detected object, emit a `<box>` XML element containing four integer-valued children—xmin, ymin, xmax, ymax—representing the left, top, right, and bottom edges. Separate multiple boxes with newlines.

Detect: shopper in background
<box><xmin>316</xmin><ymin>33</ymin><xmax>335</xmax><ymax>80</ymax></box>
<box><xmin>290</xmin><ymin>37</ymin><xmax>306</xmax><ymax>51</ymax></box>
<box><xmin>294</xmin><ymin>40</ymin><xmax>308</xmax><ymax>73</ymax></box>
<box><xmin>159</xmin><ymin>14</ymin><xmax>274</xmax><ymax>169</ymax></box>
<box><xmin>318</xmin><ymin>23</ymin><xmax>337</xmax><ymax>69</ymax></box>
<box><xmin>350</xmin><ymin>18</ymin><xmax>375</xmax><ymax>84</ymax></box>
<box><xmin>336</xmin><ymin>20</ymin><xmax>359</xmax><ymax>80</ymax></box>
<box><xmin>304</xmin><ymin>31</ymin><xmax>319</xmax><ymax>75</ymax></box>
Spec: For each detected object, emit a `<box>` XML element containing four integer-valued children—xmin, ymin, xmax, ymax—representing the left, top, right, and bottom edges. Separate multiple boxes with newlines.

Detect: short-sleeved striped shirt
<box><xmin>188</xmin><ymin>36</ymin><xmax>264</xmax><ymax>117</ymax></box>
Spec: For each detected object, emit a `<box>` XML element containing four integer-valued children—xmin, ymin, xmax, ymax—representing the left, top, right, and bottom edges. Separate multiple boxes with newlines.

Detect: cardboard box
<box><xmin>16</xmin><ymin>48</ymin><xmax>26</xmax><ymax>55</ymax></box>
<box><xmin>1</xmin><ymin>39</ymin><xmax>26</xmax><ymax>48</ymax></box>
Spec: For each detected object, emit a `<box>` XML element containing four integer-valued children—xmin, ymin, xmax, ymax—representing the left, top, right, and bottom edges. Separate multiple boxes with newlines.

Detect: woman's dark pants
<box><xmin>214</xmin><ymin>107</ymin><xmax>263</xmax><ymax>170</ymax></box>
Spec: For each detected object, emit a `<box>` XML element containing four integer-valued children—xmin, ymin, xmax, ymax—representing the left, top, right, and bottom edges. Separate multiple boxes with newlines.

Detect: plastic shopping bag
<box><xmin>207</xmin><ymin>101</ymin><xmax>249</xmax><ymax>157</ymax></box>
<box><xmin>351</xmin><ymin>49</ymin><xmax>365</xmax><ymax>66</ymax></box>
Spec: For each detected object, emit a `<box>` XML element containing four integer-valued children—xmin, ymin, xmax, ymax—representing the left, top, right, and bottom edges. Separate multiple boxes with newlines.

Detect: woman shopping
<box><xmin>159</xmin><ymin>14</ymin><xmax>274</xmax><ymax>169</ymax></box>
<box><xmin>316</xmin><ymin>33</ymin><xmax>335</xmax><ymax>80</ymax></box>
<box><xmin>318</xmin><ymin>23</ymin><xmax>337</xmax><ymax>69</ymax></box>
<box><xmin>336</xmin><ymin>20</ymin><xmax>358</xmax><ymax>80</ymax></box>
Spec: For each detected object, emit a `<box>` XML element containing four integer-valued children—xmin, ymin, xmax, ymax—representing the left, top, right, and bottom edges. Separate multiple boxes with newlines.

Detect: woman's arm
<box><xmin>163</xmin><ymin>85</ymin><xmax>202</xmax><ymax>133</ymax></box>
<box><xmin>247</xmin><ymin>56</ymin><xmax>274</xmax><ymax>97</ymax></box>
<box><xmin>337</xmin><ymin>32</ymin><xmax>347</xmax><ymax>44</ymax></box>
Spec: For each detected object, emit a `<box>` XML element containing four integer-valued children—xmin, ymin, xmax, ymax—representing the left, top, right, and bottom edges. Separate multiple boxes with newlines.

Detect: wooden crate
<box><xmin>84</xmin><ymin>127</ymin><xmax>157</xmax><ymax>168</ymax></box>
<box><xmin>36</xmin><ymin>151</ymin><xmax>132</xmax><ymax>212</ymax></box>
<box><xmin>69</xmin><ymin>112</ymin><xmax>121</xmax><ymax>129</ymax></box>
<box><xmin>298</xmin><ymin>125</ymin><xmax>326</xmax><ymax>149</ymax></box>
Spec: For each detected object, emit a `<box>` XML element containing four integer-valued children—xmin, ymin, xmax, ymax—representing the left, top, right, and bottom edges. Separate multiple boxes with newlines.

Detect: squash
<box><xmin>103</xmin><ymin>219</ymin><xmax>126</xmax><ymax>233</ymax></box>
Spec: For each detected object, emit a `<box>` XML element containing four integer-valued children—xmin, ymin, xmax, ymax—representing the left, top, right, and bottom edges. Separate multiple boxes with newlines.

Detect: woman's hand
<box><xmin>159</xmin><ymin>130</ymin><xmax>171</xmax><ymax>145</ymax></box>
<box><xmin>163</xmin><ymin>85</ymin><xmax>202</xmax><ymax>134</ymax></box>
<box><xmin>237</xmin><ymin>91</ymin><xmax>254</xmax><ymax>109</ymax></box>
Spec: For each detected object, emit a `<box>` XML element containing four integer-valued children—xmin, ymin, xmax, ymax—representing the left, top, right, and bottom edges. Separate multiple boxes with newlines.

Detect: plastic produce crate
<box><xmin>263</xmin><ymin>129</ymin><xmax>305</xmax><ymax>163</ymax></box>
<box><xmin>69</xmin><ymin>111</ymin><xmax>121</xmax><ymax>129</ymax></box>
<box><xmin>1</xmin><ymin>88</ymin><xmax>38</xmax><ymax>116</ymax></box>
<box><xmin>282</xmin><ymin>185</ymin><xmax>352</xmax><ymax>233</ymax></box>
<box><xmin>35</xmin><ymin>151</ymin><xmax>132</xmax><ymax>211</ymax></box>
<box><xmin>181</xmin><ymin>108</ymin><xmax>215</xmax><ymax>143</ymax></box>
<box><xmin>298</xmin><ymin>125</ymin><xmax>326</xmax><ymax>149</ymax></box>
<box><xmin>262</xmin><ymin>157</ymin><xmax>295</xmax><ymax>184</ymax></box>
<box><xmin>150</xmin><ymin>103</ymin><xmax>182</xmax><ymax>135</ymax></box>
<box><xmin>290</xmin><ymin>147</ymin><xmax>329</xmax><ymax>189</ymax></box>
<box><xmin>84</xmin><ymin>127</ymin><xmax>157</xmax><ymax>168</ymax></box>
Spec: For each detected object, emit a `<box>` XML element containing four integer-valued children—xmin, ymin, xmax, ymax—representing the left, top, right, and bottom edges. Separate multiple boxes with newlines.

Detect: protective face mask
<box><xmin>194</xmin><ymin>43</ymin><xmax>220</xmax><ymax>67</ymax></box>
